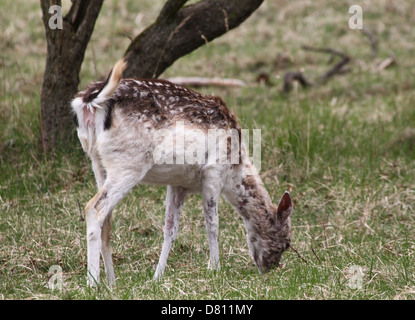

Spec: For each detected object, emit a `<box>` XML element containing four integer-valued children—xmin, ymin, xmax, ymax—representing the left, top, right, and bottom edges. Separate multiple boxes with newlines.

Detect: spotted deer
<box><xmin>72</xmin><ymin>59</ymin><xmax>292</xmax><ymax>285</ymax></box>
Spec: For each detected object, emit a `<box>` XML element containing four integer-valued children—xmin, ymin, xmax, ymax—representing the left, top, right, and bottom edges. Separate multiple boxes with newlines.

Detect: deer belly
<box><xmin>142</xmin><ymin>164</ymin><xmax>203</xmax><ymax>190</ymax></box>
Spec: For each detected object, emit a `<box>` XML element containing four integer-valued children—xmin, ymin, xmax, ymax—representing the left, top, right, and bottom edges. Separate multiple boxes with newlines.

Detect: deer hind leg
<box><xmin>154</xmin><ymin>185</ymin><xmax>188</xmax><ymax>280</ymax></box>
<box><xmin>101</xmin><ymin>213</ymin><xmax>114</xmax><ymax>285</ymax></box>
<box><xmin>90</xmin><ymin>153</ymin><xmax>107</xmax><ymax>190</ymax></box>
<box><xmin>89</xmin><ymin>155</ymin><xmax>115</xmax><ymax>284</ymax></box>
<box><xmin>85</xmin><ymin>168</ymin><xmax>149</xmax><ymax>286</ymax></box>
<box><xmin>202</xmin><ymin>175</ymin><xmax>222</xmax><ymax>271</ymax></box>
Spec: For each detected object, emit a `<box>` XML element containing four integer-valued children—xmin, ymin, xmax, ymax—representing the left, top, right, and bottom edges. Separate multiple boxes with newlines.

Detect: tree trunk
<box><xmin>40</xmin><ymin>0</ymin><xmax>103</xmax><ymax>153</ymax></box>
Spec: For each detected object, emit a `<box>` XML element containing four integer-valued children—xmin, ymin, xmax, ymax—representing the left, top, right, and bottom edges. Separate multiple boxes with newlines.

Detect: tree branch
<box><xmin>319</xmin><ymin>55</ymin><xmax>350</xmax><ymax>84</ymax></box>
<box><xmin>283</xmin><ymin>72</ymin><xmax>312</xmax><ymax>93</ymax></box>
<box><xmin>302</xmin><ymin>45</ymin><xmax>351</xmax><ymax>85</ymax></box>
<box><xmin>166</xmin><ymin>76</ymin><xmax>246</xmax><ymax>87</ymax></box>
<box><xmin>301</xmin><ymin>45</ymin><xmax>348</xmax><ymax>59</ymax></box>
<box><xmin>283</xmin><ymin>45</ymin><xmax>351</xmax><ymax>92</ymax></box>
<box><xmin>157</xmin><ymin>0</ymin><xmax>189</xmax><ymax>24</ymax></box>
<box><xmin>65</xmin><ymin>0</ymin><xmax>92</xmax><ymax>33</ymax></box>
<box><xmin>360</xmin><ymin>27</ymin><xmax>378</xmax><ymax>58</ymax></box>
<box><xmin>123</xmin><ymin>0</ymin><xmax>264</xmax><ymax>78</ymax></box>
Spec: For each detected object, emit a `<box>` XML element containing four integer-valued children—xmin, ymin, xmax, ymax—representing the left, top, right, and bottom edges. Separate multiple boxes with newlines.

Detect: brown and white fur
<box><xmin>72</xmin><ymin>59</ymin><xmax>292</xmax><ymax>285</ymax></box>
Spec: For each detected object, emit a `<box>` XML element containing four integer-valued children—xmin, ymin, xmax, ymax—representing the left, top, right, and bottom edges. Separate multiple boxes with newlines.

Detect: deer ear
<box><xmin>275</xmin><ymin>192</ymin><xmax>292</xmax><ymax>224</ymax></box>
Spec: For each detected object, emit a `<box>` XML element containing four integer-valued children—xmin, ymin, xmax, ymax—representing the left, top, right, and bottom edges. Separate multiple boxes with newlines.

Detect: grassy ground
<box><xmin>1</xmin><ymin>0</ymin><xmax>415</xmax><ymax>299</ymax></box>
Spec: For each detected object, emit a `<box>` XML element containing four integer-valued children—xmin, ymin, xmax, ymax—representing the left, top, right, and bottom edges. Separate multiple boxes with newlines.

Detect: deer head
<box><xmin>246</xmin><ymin>192</ymin><xmax>292</xmax><ymax>274</ymax></box>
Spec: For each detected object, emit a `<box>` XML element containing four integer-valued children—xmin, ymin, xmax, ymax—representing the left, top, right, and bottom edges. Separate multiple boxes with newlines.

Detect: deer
<box><xmin>71</xmin><ymin>59</ymin><xmax>293</xmax><ymax>286</ymax></box>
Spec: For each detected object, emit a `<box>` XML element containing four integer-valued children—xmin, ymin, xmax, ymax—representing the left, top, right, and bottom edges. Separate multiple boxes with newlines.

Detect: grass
<box><xmin>1</xmin><ymin>0</ymin><xmax>415</xmax><ymax>300</ymax></box>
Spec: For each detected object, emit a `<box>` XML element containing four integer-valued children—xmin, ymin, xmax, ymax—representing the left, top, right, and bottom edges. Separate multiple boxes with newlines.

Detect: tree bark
<box><xmin>123</xmin><ymin>0</ymin><xmax>264</xmax><ymax>78</ymax></box>
<box><xmin>40</xmin><ymin>0</ymin><xmax>103</xmax><ymax>153</ymax></box>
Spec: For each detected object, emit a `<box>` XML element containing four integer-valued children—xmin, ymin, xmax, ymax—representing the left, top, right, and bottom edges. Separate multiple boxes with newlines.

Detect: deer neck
<box><xmin>224</xmin><ymin>163</ymin><xmax>277</xmax><ymax>234</ymax></box>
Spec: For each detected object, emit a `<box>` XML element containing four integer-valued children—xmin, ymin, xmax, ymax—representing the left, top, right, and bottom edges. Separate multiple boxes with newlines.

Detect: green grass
<box><xmin>1</xmin><ymin>0</ymin><xmax>415</xmax><ymax>299</ymax></box>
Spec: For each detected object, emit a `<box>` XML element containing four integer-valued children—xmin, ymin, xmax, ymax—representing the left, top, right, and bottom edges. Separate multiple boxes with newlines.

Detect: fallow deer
<box><xmin>71</xmin><ymin>59</ymin><xmax>292</xmax><ymax>285</ymax></box>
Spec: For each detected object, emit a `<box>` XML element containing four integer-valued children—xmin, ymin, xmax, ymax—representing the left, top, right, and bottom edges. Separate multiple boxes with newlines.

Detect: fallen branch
<box><xmin>319</xmin><ymin>55</ymin><xmax>350</xmax><ymax>85</ymax></box>
<box><xmin>283</xmin><ymin>45</ymin><xmax>351</xmax><ymax>92</ymax></box>
<box><xmin>376</xmin><ymin>53</ymin><xmax>396</xmax><ymax>72</ymax></box>
<box><xmin>77</xmin><ymin>199</ymin><xmax>84</xmax><ymax>222</ymax></box>
<box><xmin>360</xmin><ymin>28</ymin><xmax>378</xmax><ymax>57</ymax></box>
<box><xmin>302</xmin><ymin>45</ymin><xmax>348</xmax><ymax>61</ymax></box>
<box><xmin>302</xmin><ymin>45</ymin><xmax>351</xmax><ymax>84</ymax></box>
<box><xmin>283</xmin><ymin>72</ymin><xmax>312</xmax><ymax>93</ymax></box>
<box><xmin>311</xmin><ymin>248</ymin><xmax>321</xmax><ymax>263</ymax></box>
<box><xmin>290</xmin><ymin>245</ymin><xmax>308</xmax><ymax>263</ymax></box>
<box><xmin>166</xmin><ymin>76</ymin><xmax>246</xmax><ymax>87</ymax></box>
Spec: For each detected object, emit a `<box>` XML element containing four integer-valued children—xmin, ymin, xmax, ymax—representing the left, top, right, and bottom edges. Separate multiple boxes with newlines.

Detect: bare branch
<box><xmin>283</xmin><ymin>71</ymin><xmax>312</xmax><ymax>93</ymax></box>
<box><xmin>157</xmin><ymin>0</ymin><xmax>189</xmax><ymax>24</ymax></box>
<box><xmin>301</xmin><ymin>46</ymin><xmax>351</xmax><ymax>84</ymax></box>
<box><xmin>65</xmin><ymin>0</ymin><xmax>92</xmax><ymax>32</ymax></box>
<box><xmin>283</xmin><ymin>45</ymin><xmax>351</xmax><ymax>92</ymax></box>
<box><xmin>152</xmin><ymin>12</ymin><xmax>195</xmax><ymax>78</ymax></box>
<box><xmin>124</xmin><ymin>0</ymin><xmax>264</xmax><ymax>78</ymax></box>
<box><xmin>376</xmin><ymin>53</ymin><xmax>396</xmax><ymax>72</ymax></box>
<box><xmin>311</xmin><ymin>248</ymin><xmax>321</xmax><ymax>263</ymax></box>
<box><xmin>360</xmin><ymin>28</ymin><xmax>379</xmax><ymax>58</ymax></box>
<box><xmin>319</xmin><ymin>55</ymin><xmax>350</xmax><ymax>84</ymax></box>
<box><xmin>290</xmin><ymin>245</ymin><xmax>308</xmax><ymax>263</ymax></box>
<box><xmin>77</xmin><ymin>199</ymin><xmax>85</xmax><ymax>222</ymax></box>
<box><xmin>302</xmin><ymin>44</ymin><xmax>348</xmax><ymax>66</ymax></box>
<box><xmin>167</xmin><ymin>76</ymin><xmax>246</xmax><ymax>88</ymax></box>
